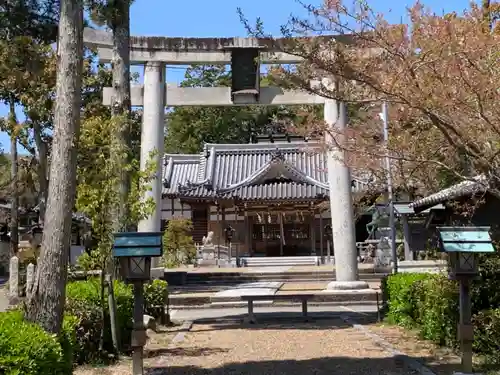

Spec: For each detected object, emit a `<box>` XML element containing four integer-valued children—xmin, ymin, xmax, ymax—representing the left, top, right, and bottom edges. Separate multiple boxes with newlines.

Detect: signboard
<box><xmin>113</xmin><ymin>247</ymin><xmax>162</xmax><ymax>257</ymax></box>
<box><xmin>112</xmin><ymin>232</ymin><xmax>163</xmax><ymax>258</ymax></box>
<box><xmin>437</xmin><ymin>227</ymin><xmax>495</xmax><ymax>253</ymax></box>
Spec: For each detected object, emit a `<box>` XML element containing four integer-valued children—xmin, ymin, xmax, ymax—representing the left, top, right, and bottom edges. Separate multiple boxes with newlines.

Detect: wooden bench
<box><xmin>241</xmin><ymin>294</ymin><xmax>315</xmax><ymax>324</ymax></box>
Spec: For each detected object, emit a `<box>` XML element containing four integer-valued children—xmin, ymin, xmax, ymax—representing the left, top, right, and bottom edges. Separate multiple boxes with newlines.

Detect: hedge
<box><xmin>0</xmin><ymin>278</ymin><xmax>169</xmax><ymax>371</ymax></box>
<box><xmin>65</xmin><ymin>278</ymin><xmax>134</xmax><ymax>364</ymax></box>
<box><xmin>0</xmin><ymin>310</ymin><xmax>72</xmax><ymax>375</ymax></box>
<box><xmin>65</xmin><ymin>277</ymin><xmax>168</xmax><ymax>364</ymax></box>
<box><xmin>382</xmin><ymin>272</ymin><xmax>500</xmax><ymax>357</ymax></box>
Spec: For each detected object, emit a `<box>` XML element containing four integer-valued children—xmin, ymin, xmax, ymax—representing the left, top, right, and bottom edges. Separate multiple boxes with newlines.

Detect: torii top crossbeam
<box><xmin>83</xmin><ymin>28</ymin><xmax>354</xmax><ymax>65</ymax></box>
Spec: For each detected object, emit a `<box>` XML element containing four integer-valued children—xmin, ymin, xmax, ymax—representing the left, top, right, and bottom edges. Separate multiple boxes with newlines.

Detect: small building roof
<box><xmin>393</xmin><ymin>202</ymin><xmax>445</xmax><ymax>215</ymax></box>
<box><xmin>410</xmin><ymin>175</ymin><xmax>488</xmax><ymax>210</ymax></box>
<box><xmin>163</xmin><ymin>139</ymin><xmax>370</xmax><ymax>202</ymax></box>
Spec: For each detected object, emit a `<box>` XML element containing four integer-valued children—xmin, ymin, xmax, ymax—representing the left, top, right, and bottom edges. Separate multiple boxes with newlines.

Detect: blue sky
<box><xmin>0</xmin><ymin>0</ymin><xmax>474</xmax><ymax>154</ymax></box>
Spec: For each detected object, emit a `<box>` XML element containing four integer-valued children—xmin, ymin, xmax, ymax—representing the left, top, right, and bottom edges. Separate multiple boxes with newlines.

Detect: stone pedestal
<box><xmin>326</xmin><ymin>280</ymin><xmax>370</xmax><ymax>290</ymax></box>
<box><xmin>324</xmin><ymin>97</ymin><xmax>367</xmax><ymax>290</ymax></box>
<box><xmin>374</xmin><ymin>237</ymin><xmax>392</xmax><ymax>271</ymax></box>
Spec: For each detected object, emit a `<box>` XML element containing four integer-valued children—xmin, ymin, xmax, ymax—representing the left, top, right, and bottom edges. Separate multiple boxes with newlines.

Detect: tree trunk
<box><xmin>8</xmin><ymin>100</ymin><xmax>18</xmax><ymax>256</ymax></box>
<box><xmin>25</xmin><ymin>0</ymin><xmax>84</xmax><ymax>334</ymax></box>
<box><xmin>111</xmin><ymin>0</ymin><xmax>132</xmax><ymax>232</ymax></box>
<box><xmin>33</xmin><ymin>120</ymin><xmax>49</xmax><ymax>224</ymax></box>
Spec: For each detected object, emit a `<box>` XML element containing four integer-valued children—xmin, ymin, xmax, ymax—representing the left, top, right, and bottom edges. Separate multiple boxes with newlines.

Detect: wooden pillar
<box><xmin>234</xmin><ymin>205</ymin><xmax>239</xmax><ymax>265</ymax></box>
<box><xmin>263</xmin><ymin>211</ymin><xmax>268</xmax><ymax>256</ymax></box>
<box><xmin>319</xmin><ymin>209</ymin><xmax>324</xmax><ymax>264</ymax></box>
<box><xmin>309</xmin><ymin>210</ymin><xmax>315</xmax><ymax>256</ymax></box>
<box><xmin>221</xmin><ymin>206</ymin><xmax>226</xmax><ymax>264</ymax></box>
<box><xmin>459</xmin><ymin>278</ymin><xmax>473</xmax><ymax>373</ymax></box>
<box><xmin>279</xmin><ymin>212</ymin><xmax>284</xmax><ymax>257</ymax></box>
<box><xmin>216</xmin><ymin>204</ymin><xmax>221</xmax><ymax>265</ymax></box>
<box><xmin>244</xmin><ymin>204</ymin><xmax>251</xmax><ymax>256</ymax></box>
<box><xmin>402</xmin><ymin>214</ymin><xmax>413</xmax><ymax>260</ymax></box>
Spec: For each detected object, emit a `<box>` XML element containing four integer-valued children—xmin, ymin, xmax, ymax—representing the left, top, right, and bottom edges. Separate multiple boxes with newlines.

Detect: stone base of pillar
<box><xmin>326</xmin><ymin>280</ymin><xmax>370</xmax><ymax>290</ymax></box>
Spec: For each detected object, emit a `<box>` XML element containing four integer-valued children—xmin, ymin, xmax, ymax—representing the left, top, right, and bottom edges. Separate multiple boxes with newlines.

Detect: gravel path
<box><xmin>145</xmin><ymin>318</ymin><xmax>417</xmax><ymax>375</ymax></box>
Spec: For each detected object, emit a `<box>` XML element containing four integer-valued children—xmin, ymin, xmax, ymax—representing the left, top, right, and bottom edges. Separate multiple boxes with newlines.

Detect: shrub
<box><xmin>472</xmin><ymin>252</ymin><xmax>500</xmax><ymax>312</ymax></box>
<box><xmin>0</xmin><ymin>310</ymin><xmax>69</xmax><ymax>375</ymax></box>
<box><xmin>144</xmin><ymin>279</ymin><xmax>168</xmax><ymax>320</ymax></box>
<box><xmin>472</xmin><ymin>308</ymin><xmax>500</xmax><ymax>357</ymax></box>
<box><xmin>383</xmin><ymin>272</ymin><xmax>499</xmax><ymax>358</ymax></box>
<box><xmin>65</xmin><ymin>278</ymin><xmax>133</xmax><ymax>363</ymax></box>
<box><xmin>383</xmin><ymin>272</ymin><xmax>429</xmax><ymax>326</ymax></box>
<box><xmin>162</xmin><ymin>218</ymin><xmax>196</xmax><ymax>268</ymax></box>
<box><xmin>411</xmin><ymin>275</ymin><xmax>458</xmax><ymax>347</ymax></box>
<box><xmin>60</xmin><ymin>315</ymin><xmax>79</xmax><ymax>373</ymax></box>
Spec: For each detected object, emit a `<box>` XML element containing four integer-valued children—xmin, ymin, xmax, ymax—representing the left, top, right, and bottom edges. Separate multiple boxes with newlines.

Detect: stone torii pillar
<box><xmin>324</xmin><ymin>97</ymin><xmax>368</xmax><ymax>290</ymax></box>
<box><xmin>138</xmin><ymin>61</ymin><xmax>166</xmax><ymax>234</ymax></box>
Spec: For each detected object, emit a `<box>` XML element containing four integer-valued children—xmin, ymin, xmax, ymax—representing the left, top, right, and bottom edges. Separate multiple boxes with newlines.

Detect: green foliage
<box><xmin>162</xmin><ymin>218</ymin><xmax>197</xmax><ymax>268</ymax></box>
<box><xmin>144</xmin><ymin>279</ymin><xmax>169</xmax><ymax>319</ymax></box>
<box><xmin>472</xmin><ymin>308</ymin><xmax>500</xmax><ymax>361</ymax></box>
<box><xmin>411</xmin><ymin>275</ymin><xmax>459</xmax><ymax>347</ymax></box>
<box><xmin>0</xmin><ymin>310</ymin><xmax>70</xmax><ymax>375</ymax></box>
<box><xmin>472</xmin><ymin>252</ymin><xmax>500</xmax><ymax>311</ymax></box>
<box><xmin>383</xmin><ymin>272</ymin><xmax>430</xmax><ymax>327</ymax></box>
<box><xmin>383</xmin><ymin>272</ymin><xmax>499</xmax><ymax>358</ymax></box>
<box><xmin>65</xmin><ymin>278</ymin><xmax>133</xmax><ymax>363</ymax></box>
<box><xmin>76</xmin><ymin>114</ymin><xmax>156</xmax><ymax>272</ymax></box>
<box><xmin>60</xmin><ymin>315</ymin><xmax>79</xmax><ymax>373</ymax></box>
<box><xmin>0</xmin><ymin>0</ymin><xmax>59</xmax><ymax>43</ymax></box>
<box><xmin>165</xmin><ymin>65</ymin><xmax>312</xmax><ymax>154</ymax></box>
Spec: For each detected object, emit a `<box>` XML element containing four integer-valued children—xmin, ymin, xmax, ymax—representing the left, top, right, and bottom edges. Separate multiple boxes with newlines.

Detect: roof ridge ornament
<box><xmin>270</xmin><ymin>148</ymin><xmax>285</xmax><ymax>163</ymax></box>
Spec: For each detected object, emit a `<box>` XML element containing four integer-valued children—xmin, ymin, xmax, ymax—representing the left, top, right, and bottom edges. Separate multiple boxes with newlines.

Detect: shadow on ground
<box><xmin>144</xmin><ymin>355</ymin><xmax>455</xmax><ymax>375</ymax></box>
<box><xmin>186</xmin><ymin>312</ymin><xmax>379</xmax><ymax>331</ymax></box>
<box><xmin>145</xmin><ymin>346</ymin><xmax>229</xmax><ymax>359</ymax></box>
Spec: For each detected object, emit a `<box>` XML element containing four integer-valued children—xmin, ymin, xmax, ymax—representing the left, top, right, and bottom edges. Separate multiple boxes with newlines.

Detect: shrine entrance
<box><xmin>250</xmin><ymin>212</ymin><xmax>316</xmax><ymax>257</ymax></box>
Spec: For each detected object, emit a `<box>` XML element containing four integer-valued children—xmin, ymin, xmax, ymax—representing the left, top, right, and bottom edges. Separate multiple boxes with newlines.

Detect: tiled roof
<box><xmin>163</xmin><ymin>154</ymin><xmax>202</xmax><ymax>196</ymax></box>
<box><xmin>409</xmin><ymin>175</ymin><xmax>488</xmax><ymax>209</ymax></box>
<box><xmin>162</xmin><ymin>140</ymin><xmax>370</xmax><ymax>201</ymax></box>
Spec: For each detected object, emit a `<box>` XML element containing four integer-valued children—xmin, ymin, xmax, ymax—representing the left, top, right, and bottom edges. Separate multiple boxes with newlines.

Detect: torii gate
<box><xmin>83</xmin><ymin>28</ymin><xmax>368</xmax><ymax>290</ymax></box>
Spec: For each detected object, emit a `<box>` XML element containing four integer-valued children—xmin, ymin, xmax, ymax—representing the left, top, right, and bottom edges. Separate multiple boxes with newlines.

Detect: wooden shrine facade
<box><xmin>161</xmin><ymin>135</ymin><xmax>371</xmax><ymax>257</ymax></box>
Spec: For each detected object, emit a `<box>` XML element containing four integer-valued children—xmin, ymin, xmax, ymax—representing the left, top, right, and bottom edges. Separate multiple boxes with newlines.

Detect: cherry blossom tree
<box><xmin>241</xmin><ymin>0</ymin><xmax>500</xmax><ymax>197</ymax></box>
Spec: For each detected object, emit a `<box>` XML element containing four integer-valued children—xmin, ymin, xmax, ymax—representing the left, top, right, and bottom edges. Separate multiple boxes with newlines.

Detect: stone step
<box><xmin>185</xmin><ymin>269</ymin><xmax>380</xmax><ymax>279</ymax></box>
<box><xmin>240</xmin><ymin>256</ymin><xmax>320</xmax><ymax>267</ymax></box>
<box><xmin>184</xmin><ymin>273</ymin><xmax>385</xmax><ymax>285</ymax></box>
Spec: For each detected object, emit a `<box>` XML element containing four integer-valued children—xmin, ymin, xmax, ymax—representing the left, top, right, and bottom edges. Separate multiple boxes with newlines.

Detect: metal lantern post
<box><xmin>324</xmin><ymin>224</ymin><xmax>333</xmax><ymax>264</ymax></box>
<box><xmin>112</xmin><ymin>232</ymin><xmax>163</xmax><ymax>375</ymax></box>
<box><xmin>224</xmin><ymin>224</ymin><xmax>236</xmax><ymax>266</ymax></box>
<box><xmin>437</xmin><ymin>226</ymin><xmax>495</xmax><ymax>375</ymax></box>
